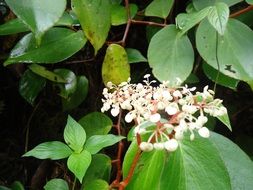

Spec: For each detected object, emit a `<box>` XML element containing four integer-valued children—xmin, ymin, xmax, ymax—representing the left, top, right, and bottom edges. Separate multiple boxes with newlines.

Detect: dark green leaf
<box><xmin>5</xmin><ymin>0</ymin><xmax>66</xmax><ymax>44</ymax></box>
<box><xmin>4</xmin><ymin>28</ymin><xmax>86</xmax><ymax>65</ymax></box>
<box><xmin>102</xmin><ymin>44</ymin><xmax>130</xmax><ymax>85</ymax></box>
<box><xmin>67</xmin><ymin>150</ymin><xmax>92</xmax><ymax>183</ymax></box>
<box><xmin>19</xmin><ymin>70</ymin><xmax>46</xmax><ymax>105</ymax></box>
<box><xmin>203</xmin><ymin>63</ymin><xmax>239</xmax><ymax>90</ymax></box>
<box><xmin>0</xmin><ymin>18</ymin><xmax>29</xmax><ymax>35</ymax></box>
<box><xmin>196</xmin><ymin>19</ymin><xmax>253</xmax><ymax>86</ymax></box>
<box><xmin>83</xmin><ymin>154</ymin><xmax>111</xmax><ymax>185</ymax></box>
<box><xmin>11</xmin><ymin>181</ymin><xmax>24</xmax><ymax>190</ymax></box>
<box><xmin>84</xmin><ymin>134</ymin><xmax>125</xmax><ymax>154</ymax></box>
<box><xmin>216</xmin><ymin>111</ymin><xmax>232</xmax><ymax>131</ymax></box>
<box><xmin>148</xmin><ymin>25</ymin><xmax>194</xmax><ymax>86</ymax></box>
<box><xmin>54</xmin><ymin>69</ymin><xmax>77</xmax><ymax>99</ymax></box>
<box><xmin>126</xmin><ymin>48</ymin><xmax>147</xmax><ymax>64</ymax></box>
<box><xmin>62</xmin><ymin>76</ymin><xmax>89</xmax><ymax>110</ymax></box>
<box><xmin>0</xmin><ymin>186</ymin><xmax>11</xmax><ymax>190</ymax></box>
<box><xmin>29</xmin><ymin>64</ymin><xmax>66</xmax><ymax>83</ymax></box>
<box><xmin>111</xmin><ymin>4</ymin><xmax>138</xmax><ymax>26</ymax></box>
<box><xmin>193</xmin><ymin>0</ymin><xmax>242</xmax><ymax>11</ymax></box>
<box><xmin>23</xmin><ymin>141</ymin><xmax>72</xmax><ymax>160</ymax></box>
<box><xmin>145</xmin><ymin>0</ymin><xmax>174</xmax><ymax>19</ymax></box>
<box><xmin>207</xmin><ymin>2</ymin><xmax>229</xmax><ymax>35</ymax></box>
<box><xmin>44</xmin><ymin>179</ymin><xmax>69</xmax><ymax>190</ymax></box>
<box><xmin>210</xmin><ymin>132</ymin><xmax>253</xmax><ymax>189</ymax></box>
<box><xmin>184</xmin><ymin>73</ymin><xmax>199</xmax><ymax>84</ymax></box>
<box><xmin>83</xmin><ymin>179</ymin><xmax>109</xmax><ymax>190</ymax></box>
<box><xmin>72</xmin><ymin>0</ymin><xmax>111</xmax><ymax>54</ymax></box>
<box><xmin>64</xmin><ymin>115</ymin><xmax>86</xmax><ymax>153</ymax></box>
<box><xmin>78</xmin><ymin>112</ymin><xmax>113</xmax><ymax>139</ymax></box>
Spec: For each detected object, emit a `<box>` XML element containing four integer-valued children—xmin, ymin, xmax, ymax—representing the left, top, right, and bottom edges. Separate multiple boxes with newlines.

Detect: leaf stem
<box><xmin>72</xmin><ymin>177</ymin><xmax>76</xmax><ymax>190</ymax></box>
<box><xmin>230</xmin><ymin>5</ymin><xmax>253</xmax><ymax>18</ymax></box>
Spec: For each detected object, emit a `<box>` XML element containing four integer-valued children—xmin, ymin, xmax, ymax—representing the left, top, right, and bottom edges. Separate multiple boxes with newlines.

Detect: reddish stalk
<box><xmin>230</xmin><ymin>5</ymin><xmax>253</xmax><ymax>18</ymax></box>
<box><xmin>131</xmin><ymin>19</ymin><xmax>166</xmax><ymax>27</ymax></box>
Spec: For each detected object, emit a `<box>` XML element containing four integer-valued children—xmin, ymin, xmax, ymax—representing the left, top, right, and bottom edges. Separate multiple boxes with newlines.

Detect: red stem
<box><xmin>230</xmin><ymin>5</ymin><xmax>253</xmax><ymax>18</ymax></box>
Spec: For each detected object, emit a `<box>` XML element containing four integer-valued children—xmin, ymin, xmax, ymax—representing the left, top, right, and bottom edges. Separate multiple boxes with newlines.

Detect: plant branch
<box><xmin>131</xmin><ymin>19</ymin><xmax>166</xmax><ymax>27</ymax></box>
<box><xmin>230</xmin><ymin>5</ymin><xmax>253</xmax><ymax>18</ymax></box>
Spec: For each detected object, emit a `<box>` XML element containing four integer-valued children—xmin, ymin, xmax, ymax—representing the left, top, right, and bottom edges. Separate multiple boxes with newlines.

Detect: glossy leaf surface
<box><xmin>4</xmin><ymin>28</ymin><xmax>86</xmax><ymax>65</ymax></box>
<box><xmin>19</xmin><ymin>70</ymin><xmax>46</xmax><ymax>105</ymax></box>
<box><xmin>72</xmin><ymin>0</ymin><xmax>111</xmax><ymax>54</ymax></box>
<box><xmin>148</xmin><ymin>25</ymin><xmax>194</xmax><ymax>86</ymax></box>
<box><xmin>193</xmin><ymin>0</ymin><xmax>242</xmax><ymax>11</ymax></box>
<box><xmin>23</xmin><ymin>141</ymin><xmax>72</xmax><ymax>160</ymax></box>
<box><xmin>44</xmin><ymin>179</ymin><xmax>69</xmax><ymax>190</ymax></box>
<box><xmin>5</xmin><ymin>0</ymin><xmax>66</xmax><ymax>43</ymax></box>
<box><xmin>126</xmin><ymin>48</ymin><xmax>147</xmax><ymax>63</ymax></box>
<box><xmin>145</xmin><ymin>0</ymin><xmax>174</xmax><ymax>19</ymax></box>
<box><xmin>67</xmin><ymin>150</ymin><xmax>91</xmax><ymax>183</ymax></box>
<box><xmin>102</xmin><ymin>44</ymin><xmax>130</xmax><ymax>85</ymax></box>
<box><xmin>83</xmin><ymin>179</ymin><xmax>109</xmax><ymax>190</ymax></box>
<box><xmin>78</xmin><ymin>112</ymin><xmax>113</xmax><ymax>139</ymax></box>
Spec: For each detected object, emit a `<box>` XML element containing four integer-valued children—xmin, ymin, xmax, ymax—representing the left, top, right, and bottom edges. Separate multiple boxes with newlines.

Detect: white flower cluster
<box><xmin>101</xmin><ymin>75</ymin><xmax>227</xmax><ymax>152</ymax></box>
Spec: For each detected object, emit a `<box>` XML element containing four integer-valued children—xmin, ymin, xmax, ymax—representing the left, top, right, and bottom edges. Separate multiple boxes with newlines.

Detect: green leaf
<box><xmin>29</xmin><ymin>64</ymin><xmax>66</xmax><ymax>83</ymax></box>
<box><xmin>176</xmin><ymin>6</ymin><xmax>211</xmax><ymax>35</ymax></box>
<box><xmin>210</xmin><ymin>132</ymin><xmax>253</xmax><ymax>189</ymax></box>
<box><xmin>19</xmin><ymin>70</ymin><xmax>46</xmax><ymax>105</ymax></box>
<box><xmin>62</xmin><ymin>76</ymin><xmax>89</xmax><ymax>110</ymax></box>
<box><xmin>67</xmin><ymin>150</ymin><xmax>92</xmax><ymax>183</ymax></box>
<box><xmin>44</xmin><ymin>179</ymin><xmax>69</xmax><ymax>190</ymax></box>
<box><xmin>4</xmin><ymin>28</ymin><xmax>86</xmax><ymax>65</ymax></box>
<box><xmin>208</xmin><ymin>2</ymin><xmax>229</xmax><ymax>35</ymax></box>
<box><xmin>246</xmin><ymin>0</ymin><xmax>253</xmax><ymax>4</ymax></box>
<box><xmin>54</xmin><ymin>69</ymin><xmax>77</xmax><ymax>99</ymax></box>
<box><xmin>203</xmin><ymin>63</ymin><xmax>239</xmax><ymax>90</ymax></box>
<box><xmin>102</xmin><ymin>44</ymin><xmax>130</xmax><ymax>85</ymax></box>
<box><xmin>84</xmin><ymin>134</ymin><xmax>125</xmax><ymax>154</ymax></box>
<box><xmin>83</xmin><ymin>154</ymin><xmax>111</xmax><ymax>185</ymax></box>
<box><xmin>126</xmin><ymin>48</ymin><xmax>147</xmax><ymax>64</ymax></box>
<box><xmin>145</xmin><ymin>0</ymin><xmax>174</xmax><ymax>19</ymax></box>
<box><xmin>193</xmin><ymin>0</ymin><xmax>242</xmax><ymax>11</ymax></box>
<box><xmin>111</xmin><ymin>4</ymin><xmax>138</xmax><ymax>26</ymax></box>
<box><xmin>126</xmin><ymin>151</ymin><xmax>166</xmax><ymax>190</ymax></box>
<box><xmin>0</xmin><ymin>18</ymin><xmax>29</xmax><ymax>35</ymax></box>
<box><xmin>216</xmin><ymin>110</ymin><xmax>232</xmax><ymax>131</ymax></box>
<box><xmin>0</xmin><ymin>186</ymin><xmax>11</xmax><ymax>190</ymax></box>
<box><xmin>11</xmin><ymin>181</ymin><xmax>24</xmax><ymax>190</ymax></box>
<box><xmin>83</xmin><ymin>179</ymin><xmax>109</xmax><ymax>190</ymax></box>
<box><xmin>196</xmin><ymin>19</ymin><xmax>253</xmax><ymax>85</ymax></box>
<box><xmin>72</xmin><ymin>0</ymin><xmax>111</xmax><ymax>54</ymax></box>
<box><xmin>64</xmin><ymin>115</ymin><xmax>86</xmax><ymax>153</ymax></box>
<box><xmin>23</xmin><ymin>141</ymin><xmax>72</xmax><ymax>160</ymax></box>
<box><xmin>184</xmin><ymin>73</ymin><xmax>199</xmax><ymax>84</ymax></box>
<box><xmin>147</xmin><ymin>25</ymin><xmax>194</xmax><ymax>86</ymax></box>
<box><xmin>78</xmin><ymin>112</ymin><xmax>113</xmax><ymax>139</ymax></box>
<box><xmin>5</xmin><ymin>0</ymin><xmax>66</xmax><ymax>44</ymax></box>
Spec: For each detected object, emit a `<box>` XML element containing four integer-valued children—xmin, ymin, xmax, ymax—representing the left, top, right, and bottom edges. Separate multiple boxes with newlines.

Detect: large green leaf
<box><xmin>19</xmin><ymin>70</ymin><xmax>46</xmax><ymax>105</ymax></box>
<box><xmin>11</xmin><ymin>181</ymin><xmax>25</xmax><ymax>190</ymax></box>
<box><xmin>203</xmin><ymin>63</ymin><xmax>239</xmax><ymax>90</ymax></box>
<box><xmin>5</xmin><ymin>0</ymin><xmax>66</xmax><ymax>44</ymax></box>
<box><xmin>210</xmin><ymin>133</ymin><xmax>253</xmax><ymax>189</ymax></box>
<box><xmin>62</xmin><ymin>76</ymin><xmax>89</xmax><ymax>110</ymax></box>
<box><xmin>28</xmin><ymin>64</ymin><xmax>66</xmax><ymax>83</ymax></box>
<box><xmin>84</xmin><ymin>134</ymin><xmax>125</xmax><ymax>154</ymax></box>
<box><xmin>126</xmin><ymin>48</ymin><xmax>147</xmax><ymax>64</ymax></box>
<box><xmin>147</xmin><ymin>25</ymin><xmax>194</xmax><ymax>86</ymax></box>
<box><xmin>54</xmin><ymin>69</ymin><xmax>77</xmax><ymax>99</ymax></box>
<box><xmin>64</xmin><ymin>115</ymin><xmax>86</xmax><ymax>153</ymax></box>
<box><xmin>126</xmin><ymin>150</ymin><xmax>166</xmax><ymax>190</ymax></box>
<box><xmin>67</xmin><ymin>150</ymin><xmax>92</xmax><ymax>183</ymax></box>
<box><xmin>193</xmin><ymin>0</ymin><xmax>242</xmax><ymax>11</ymax></box>
<box><xmin>78</xmin><ymin>112</ymin><xmax>113</xmax><ymax>139</ymax></box>
<box><xmin>196</xmin><ymin>19</ymin><xmax>253</xmax><ymax>85</ymax></box>
<box><xmin>176</xmin><ymin>6</ymin><xmax>211</xmax><ymax>35</ymax></box>
<box><xmin>82</xmin><ymin>154</ymin><xmax>111</xmax><ymax>185</ymax></box>
<box><xmin>145</xmin><ymin>0</ymin><xmax>174</xmax><ymax>19</ymax></box>
<box><xmin>207</xmin><ymin>2</ymin><xmax>229</xmax><ymax>35</ymax></box>
<box><xmin>102</xmin><ymin>44</ymin><xmax>130</xmax><ymax>85</ymax></box>
<box><xmin>111</xmin><ymin>4</ymin><xmax>138</xmax><ymax>26</ymax></box>
<box><xmin>72</xmin><ymin>0</ymin><xmax>111</xmax><ymax>54</ymax></box>
<box><xmin>4</xmin><ymin>28</ymin><xmax>86</xmax><ymax>65</ymax></box>
<box><xmin>23</xmin><ymin>141</ymin><xmax>72</xmax><ymax>160</ymax></box>
<box><xmin>44</xmin><ymin>179</ymin><xmax>69</xmax><ymax>190</ymax></box>
<box><xmin>246</xmin><ymin>0</ymin><xmax>253</xmax><ymax>4</ymax></box>
<box><xmin>83</xmin><ymin>179</ymin><xmax>109</xmax><ymax>190</ymax></box>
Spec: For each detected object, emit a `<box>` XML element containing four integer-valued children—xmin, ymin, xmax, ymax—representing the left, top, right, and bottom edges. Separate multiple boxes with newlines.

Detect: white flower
<box><xmin>164</xmin><ymin>139</ymin><xmax>179</xmax><ymax>152</ymax></box>
<box><xmin>150</xmin><ymin>113</ymin><xmax>161</xmax><ymax>123</ymax></box>
<box><xmin>190</xmin><ymin>133</ymin><xmax>195</xmax><ymax>141</ymax></box>
<box><xmin>139</xmin><ymin>142</ymin><xmax>153</xmax><ymax>152</ymax></box>
<box><xmin>198</xmin><ymin>127</ymin><xmax>210</xmax><ymax>138</ymax></box>
<box><xmin>111</xmin><ymin>106</ymin><xmax>120</xmax><ymax>117</ymax></box>
<box><xmin>162</xmin><ymin>90</ymin><xmax>173</xmax><ymax>100</ymax></box>
<box><xmin>182</xmin><ymin>104</ymin><xmax>197</xmax><ymax>114</ymax></box>
<box><xmin>165</xmin><ymin>103</ymin><xmax>178</xmax><ymax>115</ymax></box>
<box><xmin>125</xmin><ymin>112</ymin><xmax>134</xmax><ymax>123</ymax></box>
<box><xmin>173</xmin><ymin>90</ymin><xmax>182</xmax><ymax>98</ymax></box>
<box><xmin>153</xmin><ymin>143</ymin><xmax>164</xmax><ymax>150</ymax></box>
<box><xmin>144</xmin><ymin>74</ymin><xmax>150</xmax><ymax>78</ymax></box>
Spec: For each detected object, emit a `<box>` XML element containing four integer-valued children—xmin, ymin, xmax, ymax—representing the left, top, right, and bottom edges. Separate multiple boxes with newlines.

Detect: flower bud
<box><xmin>139</xmin><ymin>142</ymin><xmax>153</xmax><ymax>152</ymax></box>
<box><xmin>153</xmin><ymin>143</ymin><xmax>164</xmax><ymax>150</ymax></box>
<box><xmin>111</xmin><ymin>107</ymin><xmax>120</xmax><ymax>117</ymax></box>
<box><xmin>125</xmin><ymin>112</ymin><xmax>134</xmax><ymax>123</ymax></box>
<box><xmin>150</xmin><ymin>113</ymin><xmax>161</xmax><ymax>123</ymax></box>
<box><xmin>198</xmin><ymin>127</ymin><xmax>210</xmax><ymax>138</ymax></box>
<box><xmin>164</xmin><ymin>139</ymin><xmax>179</xmax><ymax>152</ymax></box>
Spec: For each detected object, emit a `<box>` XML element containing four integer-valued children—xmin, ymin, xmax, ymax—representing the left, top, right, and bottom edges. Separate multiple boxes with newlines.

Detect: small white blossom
<box><xmin>150</xmin><ymin>113</ymin><xmax>161</xmax><ymax>123</ymax></box>
<box><xmin>153</xmin><ymin>143</ymin><xmax>164</xmax><ymax>150</ymax></box>
<box><xmin>111</xmin><ymin>107</ymin><xmax>120</xmax><ymax>117</ymax></box>
<box><xmin>164</xmin><ymin>139</ymin><xmax>179</xmax><ymax>152</ymax></box>
<box><xmin>125</xmin><ymin>112</ymin><xmax>134</xmax><ymax>123</ymax></box>
<box><xmin>198</xmin><ymin>127</ymin><xmax>210</xmax><ymax>138</ymax></box>
<box><xmin>140</xmin><ymin>142</ymin><xmax>153</xmax><ymax>152</ymax></box>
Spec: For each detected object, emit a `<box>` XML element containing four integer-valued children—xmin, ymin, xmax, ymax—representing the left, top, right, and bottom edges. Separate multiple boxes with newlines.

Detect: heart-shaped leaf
<box><xmin>145</xmin><ymin>0</ymin><xmax>174</xmax><ymax>19</ymax></box>
<box><xmin>5</xmin><ymin>0</ymin><xmax>67</xmax><ymax>44</ymax></box>
<box><xmin>44</xmin><ymin>179</ymin><xmax>69</xmax><ymax>190</ymax></box>
<box><xmin>148</xmin><ymin>25</ymin><xmax>194</xmax><ymax>86</ymax></box>
<box><xmin>83</xmin><ymin>179</ymin><xmax>109</xmax><ymax>190</ymax></box>
<box><xmin>4</xmin><ymin>28</ymin><xmax>86</xmax><ymax>65</ymax></box>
